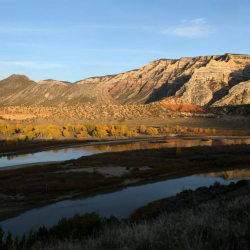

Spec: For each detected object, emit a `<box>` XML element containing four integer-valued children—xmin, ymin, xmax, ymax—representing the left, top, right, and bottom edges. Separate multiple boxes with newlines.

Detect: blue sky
<box><xmin>0</xmin><ymin>0</ymin><xmax>249</xmax><ymax>82</ymax></box>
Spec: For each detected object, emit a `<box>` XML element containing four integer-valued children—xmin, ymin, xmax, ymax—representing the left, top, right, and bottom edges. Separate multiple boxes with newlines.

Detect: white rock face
<box><xmin>212</xmin><ymin>81</ymin><xmax>250</xmax><ymax>106</ymax></box>
<box><xmin>176</xmin><ymin>60</ymin><xmax>232</xmax><ymax>106</ymax></box>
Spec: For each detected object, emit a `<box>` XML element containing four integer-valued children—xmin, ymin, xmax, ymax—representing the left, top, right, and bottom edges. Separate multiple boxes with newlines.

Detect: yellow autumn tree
<box><xmin>63</xmin><ymin>130</ymin><xmax>70</xmax><ymax>137</ymax></box>
<box><xmin>146</xmin><ymin>127</ymin><xmax>158</xmax><ymax>135</ymax></box>
<box><xmin>139</xmin><ymin>125</ymin><xmax>147</xmax><ymax>133</ymax></box>
<box><xmin>86</xmin><ymin>124</ymin><xmax>96</xmax><ymax>134</ymax></box>
<box><xmin>199</xmin><ymin>128</ymin><xmax>204</xmax><ymax>133</ymax></box>
<box><xmin>76</xmin><ymin>133</ymin><xmax>83</xmax><ymax>139</ymax></box>
<box><xmin>80</xmin><ymin>130</ymin><xmax>88</xmax><ymax>137</ymax></box>
<box><xmin>93</xmin><ymin>127</ymin><xmax>107</xmax><ymax>138</ymax></box>
<box><xmin>129</xmin><ymin>127</ymin><xmax>138</xmax><ymax>137</ymax></box>
<box><xmin>15</xmin><ymin>124</ymin><xmax>23</xmax><ymax>133</ymax></box>
<box><xmin>115</xmin><ymin>125</ymin><xmax>127</xmax><ymax>136</ymax></box>
<box><xmin>109</xmin><ymin>125</ymin><xmax>116</xmax><ymax>136</ymax></box>
<box><xmin>5</xmin><ymin>124</ymin><xmax>16</xmax><ymax>135</ymax></box>
<box><xmin>50</xmin><ymin>129</ymin><xmax>61</xmax><ymax>139</ymax></box>
<box><xmin>193</xmin><ymin>128</ymin><xmax>199</xmax><ymax>133</ymax></box>
<box><xmin>19</xmin><ymin>134</ymin><xmax>26</xmax><ymax>142</ymax></box>
<box><xmin>205</xmin><ymin>128</ymin><xmax>211</xmax><ymax>134</ymax></box>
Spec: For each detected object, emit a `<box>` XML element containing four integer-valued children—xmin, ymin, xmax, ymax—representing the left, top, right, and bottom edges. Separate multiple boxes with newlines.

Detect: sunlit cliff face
<box><xmin>0</xmin><ymin>54</ymin><xmax>250</xmax><ymax>107</ymax></box>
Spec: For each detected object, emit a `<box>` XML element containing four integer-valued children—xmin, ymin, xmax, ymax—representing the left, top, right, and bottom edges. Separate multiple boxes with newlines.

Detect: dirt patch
<box><xmin>56</xmin><ymin>166</ymin><xmax>151</xmax><ymax>177</ymax></box>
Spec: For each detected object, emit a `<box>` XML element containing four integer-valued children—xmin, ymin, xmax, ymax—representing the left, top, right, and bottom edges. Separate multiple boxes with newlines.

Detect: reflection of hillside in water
<box><xmin>2</xmin><ymin>138</ymin><xmax>250</xmax><ymax>165</ymax></box>
<box><xmin>218</xmin><ymin>139</ymin><xmax>250</xmax><ymax>146</ymax></box>
<box><xmin>92</xmin><ymin>139</ymin><xmax>214</xmax><ymax>152</ymax></box>
<box><xmin>197</xmin><ymin>169</ymin><xmax>250</xmax><ymax>180</ymax></box>
<box><xmin>13</xmin><ymin>138</ymin><xmax>250</xmax><ymax>157</ymax></box>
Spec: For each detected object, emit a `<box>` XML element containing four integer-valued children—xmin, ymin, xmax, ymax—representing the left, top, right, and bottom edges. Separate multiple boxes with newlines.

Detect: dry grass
<box><xmin>33</xmin><ymin>193</ymin><xmax>250</xmax><ymax>250</ymax></box>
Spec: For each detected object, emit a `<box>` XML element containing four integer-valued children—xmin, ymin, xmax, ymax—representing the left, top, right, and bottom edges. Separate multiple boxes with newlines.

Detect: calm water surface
<box><xmin>1</xmin><ymin>137</ymin><xmax>250</xmax><ymax>237</ymax></box>
<box><xmin>1</xmin><ymin>167</ymin><xmax>250</xmax><ymax>237</ymax></box>
<box><xmin>1</xmin><ymin>138</ymin><xmax>250</xmax><ymax>168</ymax></box>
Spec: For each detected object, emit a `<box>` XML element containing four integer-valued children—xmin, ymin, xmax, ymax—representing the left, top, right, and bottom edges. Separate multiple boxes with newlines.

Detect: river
<box><xmin>0</xmin><ymin>137</ymin><xmax>250</xmax><ymax>237</ymax></box>
<box><xmin>1</xmin><ymin>137</ymin><xmax>250</xmax><ymax>168</ymax></box>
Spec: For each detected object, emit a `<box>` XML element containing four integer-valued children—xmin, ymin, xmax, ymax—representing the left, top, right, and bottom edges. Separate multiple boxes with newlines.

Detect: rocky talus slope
<box><xmin>0</xmin><ymin>53</ymin><xmax>250</xmax><ymax>107</ymax></box>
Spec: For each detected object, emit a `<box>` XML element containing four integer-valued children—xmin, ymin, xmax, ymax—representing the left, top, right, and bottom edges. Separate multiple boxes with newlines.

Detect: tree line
<box><xmin>0</xmin><ymin>123</ymin><xmax>216</xmax><ymax>146</ymax></box>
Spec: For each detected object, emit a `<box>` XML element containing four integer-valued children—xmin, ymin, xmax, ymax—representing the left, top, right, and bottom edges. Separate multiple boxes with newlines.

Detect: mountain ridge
<box><xmin>1</xmin><ymin>53</ymin><xmax>250</xmax><ymax>107</ymax></box>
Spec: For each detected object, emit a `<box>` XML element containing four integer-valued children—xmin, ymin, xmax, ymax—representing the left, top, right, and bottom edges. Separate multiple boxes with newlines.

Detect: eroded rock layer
<box><xmin>0</xmin><ymin>53</ymin><xmax>250</xmax><ymax>107</ymax></box>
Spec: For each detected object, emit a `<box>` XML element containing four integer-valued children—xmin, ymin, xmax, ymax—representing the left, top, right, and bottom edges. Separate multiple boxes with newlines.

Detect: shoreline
<box><xmin>1</xmin><ymin>162</ymin><xmax>250</xmax><ymax>224</ymax></box>
<box><xmin>1</xmin><ymin>135</ymin><xmax>250</xmax><ymax>171</ymax></box>
<box><xmin>1</xmin><ymin>143</ymin><xmax>250</xmax><ymax>223</ymax></box>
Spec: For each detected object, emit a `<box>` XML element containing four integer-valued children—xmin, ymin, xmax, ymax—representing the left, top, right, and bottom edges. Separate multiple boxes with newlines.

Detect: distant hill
<box><xmin>0</xmin><ymin>53</ymin><xmax>250</xmax><ymax>107</ymax></box>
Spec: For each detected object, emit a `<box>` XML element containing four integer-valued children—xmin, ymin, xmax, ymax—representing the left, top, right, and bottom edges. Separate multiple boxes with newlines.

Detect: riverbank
<box><xmin>0</xmin><ymin>118</ymin><xmax>249</xmax><ymax>157</ymax></box>
<box><xmin>0</xmin><ymin>135</ymin><xmax>170</xmax><ymax>157</ymax></box>
<box><xmin>1</xmin><ymin>179</ymin><xmax>250</xmax><ymax>250</ymax></box>
<box><xmin>1</xmin><ymin>143</ymin><xmax>250</xmax><ymax>222</ymax></box>
<box><xmin>0</xmin><ymin>134</ymin><xmax>250</xmax><ymax>159</ymax></box>
<box><xmin>39</xmin><ymin>180</ymin><xmax>250</xmax><ymax>250</ymax></box>
<box><xmin>130</xmin><ymin>179</ymin><xmax>250</xmax><ymax>220</ymax></box>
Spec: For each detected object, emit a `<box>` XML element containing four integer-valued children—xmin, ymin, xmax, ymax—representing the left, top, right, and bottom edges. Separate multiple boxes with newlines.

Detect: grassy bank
<box><xmin>1</xmin><ymin>180</ymin><xmax>250</xmax><ymax>250</ymax></box>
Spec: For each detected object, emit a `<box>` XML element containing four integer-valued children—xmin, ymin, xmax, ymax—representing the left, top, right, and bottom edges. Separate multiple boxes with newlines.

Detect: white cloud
<box><xmin>162</xmin><ymin>18</ymin><xmax>215</xmax><ymax>38</ymax></box>
<box><xmin>0</xmin><ymin>61</ymin><xmax>64</xmax><ymax>69</ymax></box>
<box><xmin>190</xmin><ymin>18</ymin><xmax>206</xmax><ymax>25</ymax></box>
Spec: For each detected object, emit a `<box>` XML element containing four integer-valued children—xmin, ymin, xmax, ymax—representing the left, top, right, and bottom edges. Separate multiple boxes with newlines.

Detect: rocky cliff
<box><xmin>0</xmin><ymin>53</ymin><xmax>250</xmax><ymax>107</ymax></box>
<box><xmin>212</xmin><ymin>80</ymin><xmax>250</xmax><ymax>106</ymax></box>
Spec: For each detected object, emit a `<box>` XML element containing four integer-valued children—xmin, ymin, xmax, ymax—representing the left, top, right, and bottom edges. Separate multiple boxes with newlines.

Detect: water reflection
<box><xmin>63</xmin><ymin>148</ymin><xmax>68</xmax><ymax>153</ymax></box>
<box><xmin>1</xmin><ymin>166</ymin><xmax>250</xmax><ymax>237</ymax></box>
<box><xmin>0</xmin><ymin>138</ymin><xmax>250</xmax><ymax>168</ymax></box>
<box><xmin>197</xmin><ymin>169</ymin><xmax>250</xmax><ymax>180</ymax></box>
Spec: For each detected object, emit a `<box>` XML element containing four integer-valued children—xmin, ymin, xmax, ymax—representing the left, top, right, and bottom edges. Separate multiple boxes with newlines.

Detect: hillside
<box><xmin>0</xmin><ymin>53</ymin><xmax>250</xmax><ymax>107</ymax></box>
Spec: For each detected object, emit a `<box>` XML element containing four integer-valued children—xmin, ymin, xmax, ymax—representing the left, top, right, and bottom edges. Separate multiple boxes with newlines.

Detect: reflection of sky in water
<box><xmin>0</xmin><ymin>172</ymin><xmax>247</xmax><ymax>237</ymax></box>
<box><xmin>1</xmin><ymin>138</ymin><xmax>250</xmax><ymax>168</ymax></box>
<box><xmin>0</xmin><ymin>148</ymin><xmax>102</xmax><ymax>168</ymax></box>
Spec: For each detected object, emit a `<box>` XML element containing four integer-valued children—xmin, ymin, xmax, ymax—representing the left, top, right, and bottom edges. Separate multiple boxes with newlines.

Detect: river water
<box><xmin>1</xmin><ymin>137</ymin><xmax>250</xmax><ymax>168</ymax></box>
<box><xmin>0</xmin><ymin>137</ymin><xmax>250</xmax><ymax>237</ymax></box>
